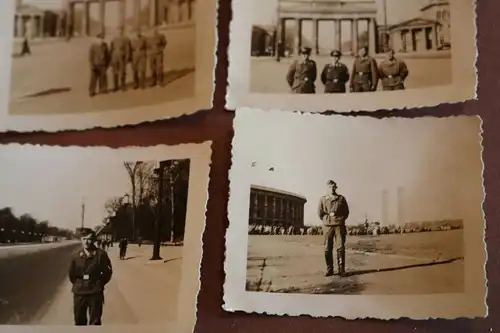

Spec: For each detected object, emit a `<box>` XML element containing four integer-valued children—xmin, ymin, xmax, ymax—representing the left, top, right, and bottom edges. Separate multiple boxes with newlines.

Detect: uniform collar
<box><xmin>81</xmin><ymin>247</ymin><xmax>96</xmax><ymax>258</ymax></box>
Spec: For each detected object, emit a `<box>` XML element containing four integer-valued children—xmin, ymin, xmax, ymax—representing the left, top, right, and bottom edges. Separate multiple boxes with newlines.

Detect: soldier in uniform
<box><xmin>148</xmin><ymin>29</ymin><xmax>168</xmax><ymax>87</ymax></box>
<box><xmin>286</xmin><ymin>46</ymin><xmax>317</xmax><ymax>94</ymax></box>
<box><xmin>317</xmin><ymin>180</ymin><xmax>350</xmax><ymax>277</ymax></box>
<box><xmin>131</xmin><ymin>30</ymin><xmax>148</xmax><ymax>89</ymax></box>
<box><xmin>377</xmin><ymin>49</ymin><xmax>409</xmax><ymax>91</ymax></box>
<box><xmin>88</xmin><ymin>33</ymin><xmax>109</xmax><ymax>97</ymax></box>
<box><xmin>349</xmin><ymin>46</ymin><xmax>378</xmax><ymax>93</ymax></box>
<box><xmin>320</xmin><ymin>50</ymin><xmax>350</xmax><ymax>93</ymax></box>
<box><xmin>109</xmin><ymin>27</ymin><xmax>132</xmax><ymax>92</ymax></box>
<box><xmin>68</xmin><ymin>228</ymin><xmax>113</xmax><ymax>326</ymax></box>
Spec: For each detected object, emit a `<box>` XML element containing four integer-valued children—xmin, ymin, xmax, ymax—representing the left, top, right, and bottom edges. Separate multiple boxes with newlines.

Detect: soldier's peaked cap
<box><xmin>327</xmin><ymin>180</ymin><xmax>337</xmax><ymax>186</ymax></box>
<box><xmin>330</xmin><ymin>50</ymin><xmax>341</xmax><ymax>57</ymax></box>
<box><xmin>78</xmin><ymin>227</ymin><xmax>96</xmax><ymax>239</ymax></box>
<box><xmin>301</xmin><ymin>47</ymin><xmax>312</xmax><ymax>55</ymax></box>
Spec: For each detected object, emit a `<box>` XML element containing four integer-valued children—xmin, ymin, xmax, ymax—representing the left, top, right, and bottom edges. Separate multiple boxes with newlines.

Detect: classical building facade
<box><xmin>275</xmin><ymin>0</ymin><xmax>378</xmax><ymax>56</ymax></box>
<box><xmin>65</xmin><ymin>0</ymin><xmax>196</xmax><ymax>37</ymax></box>
<box><xmin>386</xmin><ymin>0</ymin><xmax>450</xmax><ymax>53</ymax></box>
<box><xmin>248</xmin><ymin>185</ymin><xmax>307</xmax><ymax>228</ymax></box>
<box><xmin>14</xmin><ymin>2</ymin><xmax>46</xmax><ymax>38</ymax></box>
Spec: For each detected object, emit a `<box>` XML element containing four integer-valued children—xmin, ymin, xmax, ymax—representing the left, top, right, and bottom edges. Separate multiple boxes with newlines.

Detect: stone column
<box><xmin>254</xmin><ymin>192</ymin><xmax>258</xmax><ymax>218</ymax></box>
<box><xmin>19</xmin><ymin>16</ymin><xmax>25</xmax><ymax>38</ymax></box>
<box><xmin>134</xmin><ymin>0</ymin><xmax>141</xmax><ymax>31</ymax></box>
<box><xmin>369</xmin><ymin>18</ymin><xmax>377</xmax><ymax>55</ymax></box>
<box><xmin>351</xmin><ymin>19</ymin><xmax>358</xmax><ymax>54</ymax></box>
<box><xmin>99</xmin><ymin>0</ymin><xmax>106</xmax><ymax>35</ymax></box>
<box><xmin>39</xmin><ymin>15</ymin><xmax>44</xmax><ymax>38</ymax></box>
<box><xmin>272</xmin><ymin>197</ymin><xmax>276</xmax><ymax>222</ymax></box>
<box><xmin>83</xmin><ymin>2</ymin><xmax>90</xmax><ymax>36</ymax></box>
<box><xmin>312</xmin><ymin>18</ymin><xmax>318</xmax><ymax>55</ymax></box>
<box><xmin>118</xmin><ymin>0</ymin><xmax>126</xmax><ymax>31</ymax></box>
<box><xmin>433</xmin><ymin>25</ymin><xmax>438</xmax><ymax>50</ymax></box>
<box><xmin>65</xmin><ymin>5</ymin><xmax>71</xmax><ymax>38</ymax></box>
<box><xmin>149</xmin><ymin>0</ymin><xmax>157</xmax><ymax>27</ymax></box>
<box><xmin>334</xmin><ymin>19</ymin><xmax>341</xmax><ymax>51</ymax></box>
<box><xmin>293</xmin><ymin>18</ymin><xmax>301</xmax><ymax>55</ymax></box>
<box><xmin>263</xmin><ymin>195</ymin><xmax>268</xmax><ymax>224</ymax></box>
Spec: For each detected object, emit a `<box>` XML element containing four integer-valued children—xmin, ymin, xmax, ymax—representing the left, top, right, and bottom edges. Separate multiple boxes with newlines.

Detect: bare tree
<box><xmin>104</xmin><ymin>196</ymin><xmax>123</xmax><ymax>216</ymax></box>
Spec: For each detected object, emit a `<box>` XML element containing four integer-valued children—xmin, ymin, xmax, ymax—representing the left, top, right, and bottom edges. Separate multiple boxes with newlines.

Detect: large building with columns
<box><xmin>14</xmin><ymin>1</ymin><xmax>46</xmax><ymax>39</ymax></box>
<box><xmin>65</xmin><ymin>0</ymin><xmax>196</xmax><ymax>37</ymax></box>
<box><xmin>248</xmin><ymin>185</ymin><xmax>307</xmax><ymax>228</ymax></box>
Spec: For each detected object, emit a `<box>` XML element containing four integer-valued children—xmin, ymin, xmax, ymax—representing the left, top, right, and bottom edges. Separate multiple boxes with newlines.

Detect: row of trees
<box><xmin>0</xmin><ymin>207</ymin><xmax>74</xmax><ymax>244</ymax></box>
<box><xmin>100</xmin><ymin>159</ymin><xmax>190</xmax><ymax>244</ymax></box>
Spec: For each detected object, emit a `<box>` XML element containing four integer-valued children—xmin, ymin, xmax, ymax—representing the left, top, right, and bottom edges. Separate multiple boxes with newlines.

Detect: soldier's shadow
<box><xmin>24</xmin><ymin>87</ymin><xmax>72</xmax><ymax>98</ymax></box>
<box><xmin>123</xmin><ymin>67</ymin><xmax>195</xmax><ymax>90</ymax></box>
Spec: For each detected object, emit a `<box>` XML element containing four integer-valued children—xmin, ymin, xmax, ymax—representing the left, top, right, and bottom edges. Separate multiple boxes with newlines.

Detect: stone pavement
<box><xmin>32</xmin><ymin>244</ymin><xmax>183</xmax><ymax>326</ymax></box>
<box><xmin>246</xmin><ymin>234</ymin><xmax>464</xmax><ymax>295</ymax></box>
<box><xmin>250</xmin><ymin>55</ymin><xmax>452</xmax><ymax>93</ymax></box>
<box><xmin>9</xmin><ymin>27</ymin><xmax>195</xmax><ymax>115</ymax></box>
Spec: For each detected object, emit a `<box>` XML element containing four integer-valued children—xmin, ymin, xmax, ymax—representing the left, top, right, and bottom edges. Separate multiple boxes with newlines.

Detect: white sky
<box><xmin>253</xmin><ymin>0</ymin><xmax>426</xmax><ymax>43</ymax></box>
<box><xmin>0</xmin><ymin>146</ymin><xmax>138</xmax><ymax>230</ymax></box>
<box><xmin>233</xmin><ymin>111</ymin><xmax>483</xmax><ymax>226</ymax></box>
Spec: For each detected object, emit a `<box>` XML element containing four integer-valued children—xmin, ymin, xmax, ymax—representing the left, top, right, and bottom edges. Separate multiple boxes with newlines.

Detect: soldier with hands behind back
<box><xmin>286</xmin><ymin>46</ymin><xmax>317</xmax><ymax>94</ymax></box>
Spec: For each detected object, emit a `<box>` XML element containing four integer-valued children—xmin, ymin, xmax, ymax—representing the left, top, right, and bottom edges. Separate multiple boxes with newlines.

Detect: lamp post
<box><xmin>151</xmin><ymin>161</ymin><xmax>166</xmax><ymax>261</ymax></box>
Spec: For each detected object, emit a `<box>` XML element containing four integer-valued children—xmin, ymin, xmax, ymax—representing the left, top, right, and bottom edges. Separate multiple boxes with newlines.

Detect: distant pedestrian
<box><xmin>148</xmin><ymin>29</ymin><xmax>167</xmax><ymax>87</ymax></box>
<box><xmin>350</xmin><ymin>46</ymin><xmax>378</xmax><ymax>93</ymax></box>
<box><xmin>320</xmin><ymin>50</ymin><xmax>350</xmax><ymax>93</ymax></box>
<box><xmin>68</xmin><ymin>228</ymin><xmax>112</xmax><ymax>326</ymax></box>
<box><xmin>318</xmin><ymin>180</ymin><xmax>350</xmax><ymax>277</ymax></box>
<box><xmin>88</xmin><ymin>32</ymin><xmax>109</xmax><ymax>97</ymax></box>
<box><xmin>20</xmin><ymin>37</ymin><xmax>31</xmax><ymax>56</ymax></box>
<box><xmin>118</xmin><ymin>237</ymin><xmax>128</xmax><ymax>260</ymax></box>
<box><xmin>377</xmin><ymin>49</ymin><xmax>409</xmax><ymax>91</ymax></box>
<box><xmin>131</xmin><ymin>30</ymin><xmax>148</xmax><ymax>89</ymax></box>
<box><xmin>286</xmin><ymin>46</ymin><xmax>317</xmax><ymax>94</ymax></box>
<box><xmin>138</xmin><ymin>237</ymin><xmax>142</xmax><ymax>248</ymax></box>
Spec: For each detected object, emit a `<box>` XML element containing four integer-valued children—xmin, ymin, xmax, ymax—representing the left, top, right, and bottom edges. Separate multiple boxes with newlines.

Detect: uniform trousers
<box><xmin>73</xmin><ymin>292</ymin><xmax>104</xmax><ymax>326</ymax></box>
<box><xmin>323</xmin><ymin>225</ymin><xmax>347</xmax><ymax>273</ymax></box>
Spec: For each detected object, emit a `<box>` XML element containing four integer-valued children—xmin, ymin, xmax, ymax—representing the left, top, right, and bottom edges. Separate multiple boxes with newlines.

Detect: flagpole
<box><xmin>81</xmin><ymin>197</ymin><xmax>85</xmax><ymax>229</ymax></box>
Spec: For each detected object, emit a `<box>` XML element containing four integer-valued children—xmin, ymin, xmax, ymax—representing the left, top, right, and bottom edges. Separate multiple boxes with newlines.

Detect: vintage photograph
<box><xmin>0</xmin><ymin>143</ymin><xmax>211</xmax><ymax>333</ymax></box>
<box><xmin>0</xmin><ymin>0</ymin><xmax>216</xmax><ymax>131</ymax></box>
<box><xmin>224</xmin><ymin>109</ymin><xmax>487</xmax><ymax>319</ymax></box>
<box><xmin>227</xmin><ymin>0</ymin><xmax>477</xmax><ymax>112</ymax></box>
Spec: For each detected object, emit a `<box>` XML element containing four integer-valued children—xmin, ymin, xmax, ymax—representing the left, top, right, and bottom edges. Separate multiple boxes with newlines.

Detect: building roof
<box><xmin>16</xmin><ymin>4</ymin><xmax>45</xmax><ymax>16</ymax></box>
<box><xmin>421</xmin><ymin>1</ymin><xmax>449</xmax><ymax>12</ymax></box>
<box><xmin>389</xmin><ymin>17</ymin><xmax>440</xmax><ymax>31</ymax></box>
<box><xmin>251</xmin><ymin>184</ymin><xmax>307</xmax><ymax>201</ymax></box>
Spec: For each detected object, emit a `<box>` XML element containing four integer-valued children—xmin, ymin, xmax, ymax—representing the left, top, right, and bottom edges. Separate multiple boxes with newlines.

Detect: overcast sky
<box><xmin>0</xmin><ymin>146</ymin><xmax>138</xmax><ymax>230</ymax></box>
<box><xmin>233</xmin><ymin>110</ymin><xmax>483</xmax><ymax>226</ymax></box>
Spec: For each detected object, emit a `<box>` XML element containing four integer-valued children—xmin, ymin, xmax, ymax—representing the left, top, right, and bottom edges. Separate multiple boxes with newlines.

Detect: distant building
<box><xmin>14</xmin><ymin>1</ymin><xmax>65</xmax><ymax>38</ymax></box>
<box><xmin>248</xmin><ymin>185</ymin><xmax>307</xmax><ymax>228</ymax></box>
<box><xmin>384</xmin><ymin>0</ymin><xmax>450</xmax><ymax>53</ymax></box>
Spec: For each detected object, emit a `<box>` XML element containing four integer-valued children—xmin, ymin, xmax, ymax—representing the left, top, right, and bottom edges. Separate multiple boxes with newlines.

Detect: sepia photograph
<box><xmin>224</xmin><ymin>109</ymin><xmax>487</xmax><ymax>319</ymax></box>
<box><xmin>0</xmin><ymin>0</ymin><xmax>216</xmax><ymax>132</ymax></box>
<box><xmin>0</xmin><ymin>143</ymin><xmax>211</xmax><ymax>333</ymax></box>
<box><xmin>227</xmin><ymin>0</ymin><xmax>477</xmax><ymax>113</ymax></box>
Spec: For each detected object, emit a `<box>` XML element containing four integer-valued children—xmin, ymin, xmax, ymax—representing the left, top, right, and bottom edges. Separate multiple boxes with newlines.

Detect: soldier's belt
<box><xmin>356</xmin><ymin>72</ymin><xmax>370</xmax><ymax>76</ymax></box>
<box><xmin>386</xmin><ymin>75</ymin><xmax>400</xmax><ymax>78</ymax></box>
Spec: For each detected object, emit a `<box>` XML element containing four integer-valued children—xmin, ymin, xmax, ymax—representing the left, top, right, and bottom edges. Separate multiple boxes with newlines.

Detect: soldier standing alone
<box><xmin>148</xmin><ymin>29</ymin><xmax>167</xmax><ymax>87</ymax></box>
<box><xmin>378</xmin><ymin>49</ymin><xmax>409</xmax><ymax>91</ymax></box>
<box><xmin>320</xmin><ymin>50</ymin><xmax>350</xmax><ymax>93</ymax></box>
<box><xmin>88</xmin><ymin>33</ymin><xmax>109</xmax><ymax>97</ymax></box>
<box><xmin>131</xmin><ymin>30</ymin><xmax>148</xmax><ymax>89</ymax></box>
<box><xmin>318</xmin><ymin>180</ymin><xmax>350</xmax><ymax>277</ymax></box>
<box><xmin>350</xmin><ymin>46</ymin><xmax>378</xmax><ymax>93</ymax></box>
<box><xmin>109</xmin><ymin>27</ymin><xmax>132</xmax><ymax>92</ymax></box>
<box><xmin>68</xmin><ymin>228</ymin><xmax>113</xmax><ymax>326</ymax></box>
<box><xmin>286</xmin><ymin>46</ymin><xmax>317</xmax><ymax>94</ymax></box>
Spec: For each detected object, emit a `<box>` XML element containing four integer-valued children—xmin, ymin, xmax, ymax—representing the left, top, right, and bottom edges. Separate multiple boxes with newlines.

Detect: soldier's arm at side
<box><xmin>286</xmin><ymin>61</ymin><xmax>297</xmax><ymax>88</ymax></box>
<box><xmin>341</xmin><ymin>196</ymin><xmax>350</xmax><ymax>220</ymax></box>
<box><xmin>68</xmin><ymin>257</ymin><xmax>77</xmax><ymax>284</ymax></box>
<box><xmin>370</xmin><ymin>58</ymin><xmax>379</xmax><ymax>91</ymax></box>
<box><xmin>320</xmin><ymin>65</ymin><xmax>327</xmax><ymax>85</ymax></box>
<box><xmin>349</xmin><ymin>62</ymin><xmax>356</xmax><ymax>88</ymax></box>
<box><xmin>317</xmin><ymin>198</ymin><xmax>326</xmax><ymax>222</ymax></box>
<box><xmin>400</xmin><ymin>61</ymin><xmax>409</xmax><ymax>81</ymax></box>
<box><xmin>311</xmin><ymin>61</ymin><xmax>318</xmax><ymax>83</ymax></box>
<box><xmin>100</xmin><ymin>251</ymin><xmax>113</xmax><ymax>286</ymax></box>
<box><xmin>343</xmin><ymin>64</ymin><xmax>350</xmax><ymax>84</ymax></box>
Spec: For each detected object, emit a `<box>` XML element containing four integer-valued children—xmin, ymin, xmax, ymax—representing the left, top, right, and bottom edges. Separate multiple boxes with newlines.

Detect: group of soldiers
<box><xmin>286</xmin><ymin>46</ymin><xmax>409</xmax><ymax>94</ymax></box>
<box><xmin>88</xmin><ymin>28</ymin><xmax>167</xmax><ymax>97</ymax></box>
<box><xmin>248</xmin><ymin>224</ymin><xmax>323</xmax><ymax>236</ymax></box>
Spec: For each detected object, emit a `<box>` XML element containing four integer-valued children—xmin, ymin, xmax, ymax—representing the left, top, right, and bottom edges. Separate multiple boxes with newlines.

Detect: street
<box><xmin>246</xmin><ymin>230</ymin><xmax>464</xmax><ymax>295</ymax></box>
<box><xmin>250</xmin><ymin>54</ymin><xmax>452</xmax><ymax>93</ymax></box>
<box><xmin>0</xmin><ymin>243</ymin><xmax>183</xmax><ymax>326</ymax></box>
<box><xmin>9</xmin><ymin>26</ymin><xmax>195</xmax><ymax>115</ymax></box>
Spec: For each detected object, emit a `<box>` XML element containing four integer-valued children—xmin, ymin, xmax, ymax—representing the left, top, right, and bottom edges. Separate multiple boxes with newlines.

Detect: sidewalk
<box><xmin>33</xmin><ymin>244</ymin><xmax>183</xmax><ymax>326</ymax></box>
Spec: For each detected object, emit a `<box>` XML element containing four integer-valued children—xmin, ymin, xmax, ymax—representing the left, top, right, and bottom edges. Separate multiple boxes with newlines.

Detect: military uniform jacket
<box><xmin>89</xmin><ymin>41</ymin><xmax>109</xmax><ymax>67</ymax></box>
<box><xmin>149</xmin><ymin>34</ymin><xmax>167</xmax><ymax>56</ymax></box>
<box><xmin>286</xmin><ymin>59</ymin><xmax>317</xmax><ymax>94</ymax></box>
<box><xmin>68</xmin><ymin>248</ymin><xmax>113</xmax><ymax>295</ymax></box>
<box><xmin>110</xmin><ymin>36</ymin><xmax>132</xmax><ymax>62</ymax></box>
<box><xmin>131</xmin><ymin>36</ymin><xmax>148</xmax><ymax>62</ymax></box>
<box><xmin>350</xmin><ymin>56</ymin><xmax>378</xmax><ymax>88</ymax></box>
<box><xmin>320</xmin><ymin>63</ymin><xmax>350</xmax><ymax>93</ymax></box>
<box><xmin>378</xmin><ymin>58</ymin><xmax>409</xmax><ymax>87</ymax></box>
<box><xmin>318</xmin><ymin>194</ymin><xmax>350</xmax><ymax>226</ymax></box>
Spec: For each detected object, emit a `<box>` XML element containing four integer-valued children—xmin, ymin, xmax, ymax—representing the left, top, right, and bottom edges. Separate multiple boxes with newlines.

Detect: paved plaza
<box><xmin>246</xmin><ymin>230</ymin><xmax>464</xmax><ymax>295</ymax></box>
<box><xmin>9</xmin><ymin>27</ymin><xmax>195</xmax><ymax>115</ymax></box>
<box><xmin>250</xmin><ymin>55</ymin><xmax>452</xmax><ymax>94</ymax></box>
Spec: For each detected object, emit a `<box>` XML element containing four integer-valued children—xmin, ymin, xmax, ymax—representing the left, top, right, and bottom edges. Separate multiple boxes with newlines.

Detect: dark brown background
<box><xmin>1</xmin><ymin>0</ymin><xmax>498</xmax><ymax>332</ymax></box>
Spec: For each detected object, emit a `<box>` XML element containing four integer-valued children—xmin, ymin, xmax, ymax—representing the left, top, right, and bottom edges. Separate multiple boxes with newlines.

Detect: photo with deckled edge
<box><xmin>223</xmin><ymin>108</ymin><xmax>487</xmax><ymax>319</ymax></box>
<box><xmin>0</xmin><ymin>142</ymin><xmax>212</xmax><ymax>333</ymax></box>
<box><xmin>0</xmin><ymin>0</ymin><xmax>216</xmax><ymax>132</ymax></box>
<box><xmin>226</xmin><ymin>0</ymin><xmax>477</xmax><ymax>113</ymax></box>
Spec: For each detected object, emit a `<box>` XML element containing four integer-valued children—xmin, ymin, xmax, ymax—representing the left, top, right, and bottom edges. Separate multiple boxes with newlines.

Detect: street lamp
<box><xmin>151</xmin><ymin>161</ymin><xmax>166</xmax><ymax>261</ymax></box>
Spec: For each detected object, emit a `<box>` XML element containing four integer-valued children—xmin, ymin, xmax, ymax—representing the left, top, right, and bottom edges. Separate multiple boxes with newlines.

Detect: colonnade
<box><xmin>14</xmin><ymin>13</ymin><xmax>44</xmax><ymax>38</ymax></box>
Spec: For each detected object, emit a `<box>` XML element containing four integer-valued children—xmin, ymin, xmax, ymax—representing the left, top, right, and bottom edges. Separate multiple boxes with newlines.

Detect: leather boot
<box><xmin>337</xmin><ymin>249</ymin><xmax>346</xmax><ymax>277</ymax></box>
<box><xmin>324</xmin><ymin>251</ymin><xmax>334</xmax><ymax>276</ymax></box>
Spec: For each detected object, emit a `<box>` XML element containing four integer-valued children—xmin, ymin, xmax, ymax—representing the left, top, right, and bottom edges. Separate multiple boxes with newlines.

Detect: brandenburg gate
<box><xmin>65</xmin><ymin>0</ymin><xmax>164</xmax><ymax>37</ymax></box>
<box><xmin>276</xmin><ymin>0</ymin><xmax>378</xmax><ymax>56</ymax></box>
